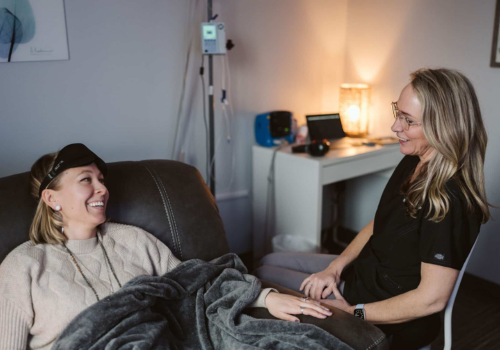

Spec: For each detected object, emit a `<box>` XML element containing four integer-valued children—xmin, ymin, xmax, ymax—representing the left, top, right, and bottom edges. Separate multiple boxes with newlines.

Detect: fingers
<box><xmin>301</xmin><ymin>272</ymin><xmax>337</xmax><ymax>300</ymax></box>
<box><xmin>304</xmin><ymin>279</ymin><xmax>324</xmax><ymax>300</ymax></box>
<box><xmin>300</xmin><ymin>300</ymin><xmax>332</xmax><ymax>318</ymax></box>
<box><xmin>312</xmin><ymin>283</ymin><xmax>324</xmax><ymax>301</ymax></box>
<box><xmin>309</xmin><ymin>280</ymin><xmax>326</xmax><ymax>301</ymax></box>
<box><xmin>304</xmin><ymin>281</ymin><xmax>313</xmax><ymax>298</ymax></box>
<box><xmin>272</xmin><ymin>295</ymin><xmax>333</xmax><ymax>323</ymax></box>
<box><xmin>321</xmin><ymin>282</ymin><xmax>334</xmax><ymax>299</ymax></box>
<box><xmin>331</xmin><ymin>282</ymin><xmax>343</xmax><ymax>299</ymax></box>
<box><xmin>299</xmin><ymin>276</ymin><xmax>311</xmax><ymax>292</ymax></box>
<box><xmin>277</xmin><ymin>312</ymin><xmax>300</xmax><ymax>323</ymax></box>
<box><xmin>302</xmin><ymin>307</ymin><xmax>329</xmax><ymax>319</ymax></box>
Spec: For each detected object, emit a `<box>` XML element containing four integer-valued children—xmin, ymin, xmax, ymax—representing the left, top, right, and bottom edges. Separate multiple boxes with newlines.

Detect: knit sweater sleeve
<box><xmin>0</xmin><ymin>244</ymin><xmax>35</xmax><ymax>350</ymax></box>
<box><xmin>0</xmin><ymin>298</ymin><xmax>31</xmax><ymax>350</ymax></box>
<box><xmin>132</xmin><ymin>226</ymin><xmax>276</xmax><ymax>307</ymax></box>
<box><xmin>248</xmin><ymin>288</ymin><xmax>278</xmax><ymax>308</ymax></box>
<box><xmin>106</xmin><ymin>224</ymin><xmax>275</xmax><ymax>308</ymax></box>
<box><xmin>129</xmin><ymin>225</ymin><xmax>182</xmax><ymax>276</ymax></box>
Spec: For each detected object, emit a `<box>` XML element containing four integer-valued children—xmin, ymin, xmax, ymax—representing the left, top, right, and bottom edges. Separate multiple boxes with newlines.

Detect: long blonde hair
<box><xmin>29</xmin><ymin>152</ymin><xmax>67</xmax><ymax>245</ymax></box>
<box><xmin>403</xmin><ymin>68</ymin><xmax>490</xmax><ymax>223</ymax></box>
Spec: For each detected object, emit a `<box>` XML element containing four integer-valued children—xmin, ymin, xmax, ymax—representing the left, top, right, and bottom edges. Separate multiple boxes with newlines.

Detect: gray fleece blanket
<box><xmin>53</xmin><ymin>253</ymin><xmax>352</xmax><ymax>350</ymax></box>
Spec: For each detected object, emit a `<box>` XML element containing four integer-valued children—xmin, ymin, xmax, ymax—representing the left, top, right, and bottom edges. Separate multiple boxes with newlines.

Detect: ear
<box><xmin>41</xmin><ymin>189</ymin><xmax>58</xmax><ymax>210</ymax></box>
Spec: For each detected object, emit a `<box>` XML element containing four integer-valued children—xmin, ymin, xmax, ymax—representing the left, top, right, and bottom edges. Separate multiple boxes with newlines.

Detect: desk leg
<box><xmin>253</xmin><ymin>148</ymin><xmax>322</xmax><ymax>265</ymax></box>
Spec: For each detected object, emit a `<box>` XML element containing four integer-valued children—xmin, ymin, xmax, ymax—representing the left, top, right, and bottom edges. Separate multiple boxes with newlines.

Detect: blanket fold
<box><xmin>53</xmin><ymin>253</ymin><xmax>352</xmax><ymax>350</ymax></box>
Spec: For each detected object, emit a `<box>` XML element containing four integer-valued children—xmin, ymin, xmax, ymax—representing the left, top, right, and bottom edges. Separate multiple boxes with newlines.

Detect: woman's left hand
<box><xmin>265</xmin><ymin>292</ymin><xmax>333</xmax><ymax>323</ymax></box>
<box><xmin>320</xmin><ymin>282</ymin><xmax>352</xmax><ymax>314</ymax></box>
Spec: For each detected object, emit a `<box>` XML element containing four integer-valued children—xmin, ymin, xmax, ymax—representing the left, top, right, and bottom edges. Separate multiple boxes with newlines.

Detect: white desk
<box><xmin>252</xmin><ymin>143</ymin><xmax>403</xmax><ymax>263</ymax></box>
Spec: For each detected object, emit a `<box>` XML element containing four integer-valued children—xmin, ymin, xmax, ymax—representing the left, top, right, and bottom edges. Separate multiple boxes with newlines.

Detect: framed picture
<box><xmin>491</xmin><ymin>0</ymin><xmax>500</xmax><ymax>67</ymax></box>
<box><xmin>0</xmin><ymin>0</ymin><xmax>69</xmax><ymax>63</ymax></box>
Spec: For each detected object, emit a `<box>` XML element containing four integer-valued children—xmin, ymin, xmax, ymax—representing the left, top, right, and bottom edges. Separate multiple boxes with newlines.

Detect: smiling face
<box><xmin>391</xmin><ymin>83</ymin><xmax>435</xmax><ymax>162</ymax></box>
<box><xmin>43</xmin><ymin>163</ymin><xmax>109</xmax><ymax>237</ymax></box>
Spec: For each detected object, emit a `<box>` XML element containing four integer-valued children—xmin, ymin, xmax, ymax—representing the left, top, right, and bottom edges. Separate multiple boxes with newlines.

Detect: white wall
<box><xmin>0</xmin><ymin>0</ymin><xmax>192</xmax><ymax>176</ymax></box>
<box><xmin>0</xmin><ymin>0</ymin><xmax>348</xmax><ymax>254</ymax></box>
<box><xmin>343</xmin><ymin>0</ymin><xmax>500</xmax><ymax>284</ymax></box>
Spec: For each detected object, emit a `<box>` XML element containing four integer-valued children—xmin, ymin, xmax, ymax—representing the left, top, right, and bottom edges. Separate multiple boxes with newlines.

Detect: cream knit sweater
<box><xmin>0</xmin><ymin>223</ymin><xmax>272</xmax><ymax>350</ymax></box>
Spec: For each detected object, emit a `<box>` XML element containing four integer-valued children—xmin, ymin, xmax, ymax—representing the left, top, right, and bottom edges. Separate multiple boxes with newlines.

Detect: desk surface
<box><xmin>277</xmin><ymin>143</ymin><xmax>400</xmax><ymax>163</ymax></box>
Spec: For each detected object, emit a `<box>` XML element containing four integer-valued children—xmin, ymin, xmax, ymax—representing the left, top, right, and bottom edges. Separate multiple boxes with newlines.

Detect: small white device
<box><xmin>201</xmin><ymin>22</ymin><xmax>226</xmax><ymax>55</ymax></box>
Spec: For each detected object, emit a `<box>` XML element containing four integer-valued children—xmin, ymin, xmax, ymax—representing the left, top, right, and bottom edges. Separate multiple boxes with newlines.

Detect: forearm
<box><xmin>347</xmin><ymin>288</ymin><xmax>444</xmax><ymax>324</ymax></box>
<box><xmin>328</xmin><ymin>220</ymin><xmax>374</xmax><ymax>270</ymax></box>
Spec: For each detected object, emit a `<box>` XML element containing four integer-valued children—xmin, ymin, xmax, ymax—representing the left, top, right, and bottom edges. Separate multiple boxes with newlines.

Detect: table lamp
<box><xmin>339</xmin><ymin>83</ymin><xmax>371</xmax><ymax>137</ymax></box>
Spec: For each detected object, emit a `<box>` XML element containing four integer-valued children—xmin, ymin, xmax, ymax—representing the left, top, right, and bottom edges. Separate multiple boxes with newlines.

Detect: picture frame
<box><xmin>491</xmin><ymin>0</ymin><xmax>500</xmax><ymax>67</ymax></box>
<box><xmin>0</xmin><ymin>0</ymin><xmax>69</xmax><ymax>63</ymax></box>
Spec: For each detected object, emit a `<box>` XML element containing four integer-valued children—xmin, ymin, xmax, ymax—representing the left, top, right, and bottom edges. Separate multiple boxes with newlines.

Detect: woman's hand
<box><xmin>320</xmin><ymin>283</ymin><xmax>352</xmax><ymax>314</ymax></box>
<box><xmin>265</xmin><ymin>292</ymin><xmax>332</xmax><ymax>323</ymax></box>
<box><xmin>300</xmin><ymin>264</ymin><xmax>343</xmax><ymax>300</ymax></box>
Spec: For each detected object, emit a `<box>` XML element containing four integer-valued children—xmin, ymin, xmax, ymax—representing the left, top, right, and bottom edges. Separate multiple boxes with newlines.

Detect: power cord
<box><xmin>199</xmin><ymin>55</ymin><xmax>210</xmax><ymax>182</ymax></box>
<box><xmin>263</xmin><ymin>140</ymin><xmax>289</xmax><ymax>255</ymax></box>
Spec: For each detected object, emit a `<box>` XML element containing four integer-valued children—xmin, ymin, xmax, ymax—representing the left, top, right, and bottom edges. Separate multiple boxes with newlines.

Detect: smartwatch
<box><xmin>353</xmin><ymin>304</ymin><xmax>365</xmax><ymax>320</ymax></box>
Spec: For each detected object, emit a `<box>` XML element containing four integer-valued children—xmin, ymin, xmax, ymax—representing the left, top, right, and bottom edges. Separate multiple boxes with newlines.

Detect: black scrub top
<box><xmin>341</xmin><ymin>155</ymin><xmax>481</xmax><ymax>305</ymax></box>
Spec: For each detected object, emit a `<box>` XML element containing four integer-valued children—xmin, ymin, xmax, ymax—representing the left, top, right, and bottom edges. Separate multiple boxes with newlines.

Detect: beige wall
<box><xmin>343</xmin><ymin>0</ymin><xmax>500</xmax><ymax>283</ymax></box>
<box><xmin>210</xmin><ymin>0</ymin><xmax>348</xmax><ymax>193</ymax></box>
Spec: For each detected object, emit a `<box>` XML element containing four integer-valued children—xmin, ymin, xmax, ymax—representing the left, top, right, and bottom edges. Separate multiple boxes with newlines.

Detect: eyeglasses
<box><xmin>391</xmin><ymin>102</ymin><xmax>422</xmax><ymax>130</ymax></box>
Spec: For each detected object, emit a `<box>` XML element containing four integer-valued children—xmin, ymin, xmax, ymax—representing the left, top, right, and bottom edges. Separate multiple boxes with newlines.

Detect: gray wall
<box><xmin>343</xmin><ymin>0</ymin><xmax>500</xmax><ymax>284</ymax></box>
<box><xmin>0</xmin><ymin>0</ymin><xmax>191</xmax><ymax>175</ymax></box>
<box><xmin>0</xmin><ymin>0</ymin><xmax>348</xmax><ymax>254</ymax></box>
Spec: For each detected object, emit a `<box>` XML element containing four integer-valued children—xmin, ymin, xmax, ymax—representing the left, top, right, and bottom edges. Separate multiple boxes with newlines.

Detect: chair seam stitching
<box><xmin>142</xmin><ymin>164</ymin><xmax>179</xmax><ymax>257</ymax></box>
<box><xmin>151</xmin><ymin>167</ymin><xmax>183</xmax><ymax>260</ymax></box>
<box><xmin>365</xmin><ymin>333</ymin><xmax>386</xmax><ymax>350</ymax></box>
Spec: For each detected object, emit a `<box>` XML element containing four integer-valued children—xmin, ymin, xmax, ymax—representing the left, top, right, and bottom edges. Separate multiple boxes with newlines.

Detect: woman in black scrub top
<box><xmin>255</xmin><ymin>68</ymin><xmax>492</xmax><ymax>350</ymax></box>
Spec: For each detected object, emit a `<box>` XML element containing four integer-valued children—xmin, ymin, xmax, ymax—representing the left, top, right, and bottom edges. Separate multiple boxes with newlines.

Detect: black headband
<box><xmin>38</xmin><ymin>143</ymin><xmax>107</xmax><ymax>198</ymax></box>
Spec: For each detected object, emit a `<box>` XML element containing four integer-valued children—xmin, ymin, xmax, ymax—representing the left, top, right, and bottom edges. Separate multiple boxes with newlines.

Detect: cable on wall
<box><xmin>205</xmin><ymin>52</ymin><xmax>237</xmax><ymax>190</ymax></box>
<box><xmin>263</xmin><ymin>140</ymin><xmax>289</xmax><ymax>256</ymax></box>
<box><xmin>171</xmin><ymin>0</ymin><xmax>201</xmax><ymax>161</ymax></box>
<box><xmin>199</xmin><ymin>55</ymin><xmax>211</xmax><ymax>181</ymax></box>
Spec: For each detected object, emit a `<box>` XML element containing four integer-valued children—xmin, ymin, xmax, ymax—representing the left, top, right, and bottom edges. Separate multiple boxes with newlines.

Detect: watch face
<box><xmin>354</xmin><ymin>309</ymin><xmax>365</xmax><ymax>320</ymax></box>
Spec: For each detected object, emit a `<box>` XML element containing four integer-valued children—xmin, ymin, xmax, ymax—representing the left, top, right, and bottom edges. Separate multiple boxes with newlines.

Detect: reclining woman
<box><xmin>0</xmin><ymin>143</ymin><xmax>333</xmax><ymax>350</ymax></box>
<box><xmin>255</xmin><ymin>68</ymin><xmax>492</xmax><ymax>349</ymax></box>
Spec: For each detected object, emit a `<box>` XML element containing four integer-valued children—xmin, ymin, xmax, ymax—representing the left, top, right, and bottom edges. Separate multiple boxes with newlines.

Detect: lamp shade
<box><xmin>339</xmin><ymin>84</ymin><xmax>371</xmax><ymax>137</ymax></box>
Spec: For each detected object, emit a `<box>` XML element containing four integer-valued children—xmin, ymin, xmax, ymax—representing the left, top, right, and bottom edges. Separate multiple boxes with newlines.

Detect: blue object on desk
<box><xmin>255</xmin><ymin>111</ymin><xmax>295</xmax><ymax>147</ymax></box>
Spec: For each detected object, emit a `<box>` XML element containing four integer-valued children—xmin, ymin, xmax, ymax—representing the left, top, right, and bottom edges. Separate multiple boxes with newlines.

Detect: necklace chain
<box><xmin>64</xmin><ymin>235</ymin><xmax>122</xmax><ymax>302</ymax></box>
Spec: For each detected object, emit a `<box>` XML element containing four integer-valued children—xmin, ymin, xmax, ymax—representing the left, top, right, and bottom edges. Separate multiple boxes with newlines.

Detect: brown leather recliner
<box><xmin>0</xmin><ymin>159</ymin><xmax>388</xmax><ymax>350</ymax></box>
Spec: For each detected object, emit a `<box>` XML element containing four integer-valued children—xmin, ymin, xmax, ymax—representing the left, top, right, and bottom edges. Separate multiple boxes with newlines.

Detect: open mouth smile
<box><xmin>88</xmin><ymin>201</ymin><xmax>105</xmax><ymax>208</ymax></box>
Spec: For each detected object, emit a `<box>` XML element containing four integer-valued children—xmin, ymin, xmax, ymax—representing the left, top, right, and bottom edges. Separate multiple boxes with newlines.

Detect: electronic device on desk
<box><xmin>306</xmin><ymin>113</ymin><xmax>372</xmax><ymax>149</ymax></box>
<box><xmin>255</xmin><ymin>111</ymin><xmax>295</xmax><ymax>147</ymax></box>
<box><xmin>201</xmin><ymin>22</ymin><xmax>226</xmax><ymax>55</ymax></box>
<box><xmin>292</xmin><ymin>139</ymin><xmax>331</xmax><ymax>157</ymax></box>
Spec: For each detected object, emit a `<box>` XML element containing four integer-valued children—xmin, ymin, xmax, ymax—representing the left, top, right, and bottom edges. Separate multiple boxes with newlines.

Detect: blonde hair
<box><xmin>29</xmin><ymin>152</ymin><xmax>67</xmax><ymax>245</ymax></box>
<box><xmin>403</xmin><ymin>68</ymin><xmax>490</xmax><ymax>223</ymax></box>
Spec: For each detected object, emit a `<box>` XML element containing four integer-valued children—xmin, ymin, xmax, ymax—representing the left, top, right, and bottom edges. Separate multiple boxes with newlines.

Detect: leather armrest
<box><xmin>242</xmin><ymin>280</ymin><xmax>389</xmax><ymax>350</ymax></box>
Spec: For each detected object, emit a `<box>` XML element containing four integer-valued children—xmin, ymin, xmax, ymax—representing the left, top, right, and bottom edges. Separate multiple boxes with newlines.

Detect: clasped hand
<box><xmin>299</xmin><ymin>270</ymin><xmax>352</xmax><ymax>314</ymax></box>
<box><xmin>300</xmin><ymin>269</ymin><xmax>340</xmax><ymax>300</ymax></box>
<box><xmin>265</xmin><ymin>292</ymin><xmax>332</xmax><ymax>323</ymax></box>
